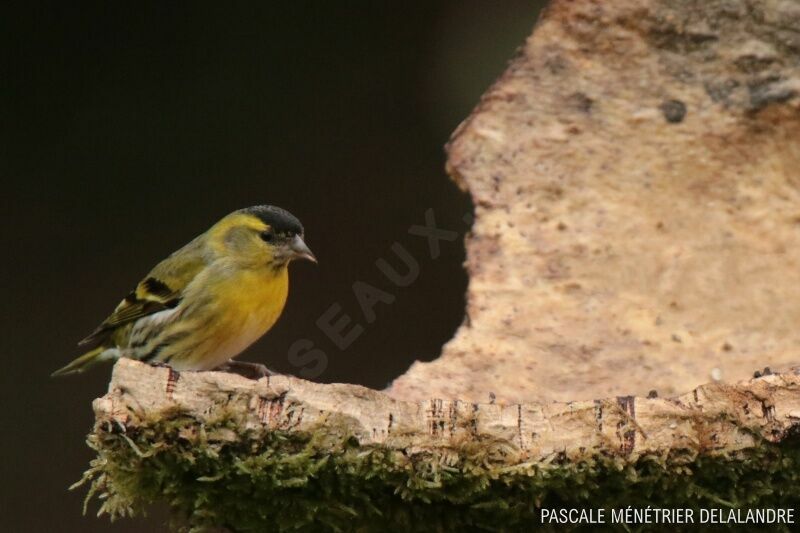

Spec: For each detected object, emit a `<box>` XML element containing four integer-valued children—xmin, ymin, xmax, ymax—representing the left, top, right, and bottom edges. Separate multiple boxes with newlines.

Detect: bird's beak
<box><xmin>290</xmin><ymin>235</ymin><xmax>317</xmax><ymax>263</ymax></box>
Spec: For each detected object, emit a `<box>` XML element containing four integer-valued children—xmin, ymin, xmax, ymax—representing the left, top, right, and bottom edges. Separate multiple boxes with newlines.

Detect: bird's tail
<box><xmin>51</xmin><ymin>346</ymin><xmax>118</xmax><ymax>377</ymax></box>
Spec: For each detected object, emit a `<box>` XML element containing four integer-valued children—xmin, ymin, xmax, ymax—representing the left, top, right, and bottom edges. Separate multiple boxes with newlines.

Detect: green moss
<box><xmin>76</xmin><ymin>408</ymin><xmax>800</xmax><ymax>532</ymax></box>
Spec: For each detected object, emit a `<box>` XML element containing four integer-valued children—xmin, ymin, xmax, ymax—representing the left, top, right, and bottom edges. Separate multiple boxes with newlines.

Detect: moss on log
<box><xmin>81</xmin><ymin>360</ymin><xmax>800</xmax><ymax>531</ymax></box>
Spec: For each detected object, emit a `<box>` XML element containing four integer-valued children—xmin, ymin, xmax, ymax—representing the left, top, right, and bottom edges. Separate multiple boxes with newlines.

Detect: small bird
<box><xmin>52</xmin><ymin>205</ymin><xmax>315</xmax><ymax>377</ymax></box>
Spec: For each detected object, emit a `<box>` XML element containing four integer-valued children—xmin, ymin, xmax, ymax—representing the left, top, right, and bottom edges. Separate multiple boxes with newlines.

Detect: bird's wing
<box><xmin>79</xmin><ymin>238</ymin><xmax>208</xmax><ymax>348</ymax></box>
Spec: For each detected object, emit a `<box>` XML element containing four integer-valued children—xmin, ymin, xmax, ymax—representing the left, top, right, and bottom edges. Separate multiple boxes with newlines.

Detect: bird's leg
<box><xmin>215</xmin><ymin>359</ymin><xmax>277</xmax><ymax>380</ymax></box>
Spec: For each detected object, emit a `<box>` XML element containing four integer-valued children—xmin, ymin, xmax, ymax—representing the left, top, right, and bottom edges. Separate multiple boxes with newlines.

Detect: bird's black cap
<box><xmin>242</xmin><ymin>205</ymin><xmax>304</xmax><ymax>235</ymax></box>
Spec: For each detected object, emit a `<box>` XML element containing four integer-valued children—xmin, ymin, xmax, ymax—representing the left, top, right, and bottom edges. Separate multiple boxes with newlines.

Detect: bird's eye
<box><xmin>260</xmin><ymin>231</ymin><xmax>275</xmax><ymax>243</ymax></box>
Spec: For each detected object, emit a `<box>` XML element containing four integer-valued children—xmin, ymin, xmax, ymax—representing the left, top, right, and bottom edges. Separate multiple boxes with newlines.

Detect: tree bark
<box><xmin>391</xmin><ymin>0</ymin><xmax>800</xmax><ymax>404</ymax></box>
<box><xmin>81</xmin><ymin>0</ymin><xmax>800</xmax><ymax>530</ymax></box>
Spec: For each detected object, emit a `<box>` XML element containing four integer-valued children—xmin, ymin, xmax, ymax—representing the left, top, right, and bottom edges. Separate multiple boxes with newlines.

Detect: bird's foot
<box><xmin>215</xmin><ymin>360</ymin><xmax>277</xmax><ymax>380</ymax></box>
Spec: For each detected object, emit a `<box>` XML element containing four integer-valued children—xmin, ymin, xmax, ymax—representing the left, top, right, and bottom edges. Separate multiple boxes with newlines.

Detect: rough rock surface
<box><xmin>389</xmin><ymin>0</ymin><xmax>800</xmax><ymax>404</ymax></box>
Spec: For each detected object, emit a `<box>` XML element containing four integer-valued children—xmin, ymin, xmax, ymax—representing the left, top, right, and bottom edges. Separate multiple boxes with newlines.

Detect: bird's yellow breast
<box><xmin>217</xmin><ymin>266</ymin><xmax>289</xmax><ymax>340</ymax></box>
<box><xmin>222</xmin><ymin>267</ymin><xmax>289</xmax><ymax>322</ymax></box>
<box><xmin>179</xmin><ymin>265</ymin><xmax>290</xmax><ymax>370</ymax></box>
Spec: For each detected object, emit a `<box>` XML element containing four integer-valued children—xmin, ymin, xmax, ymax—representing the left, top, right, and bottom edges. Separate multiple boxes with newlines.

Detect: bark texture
<box><xmin>390</xmin><ymin>0</ymin><xmax>800</xmax><ymax>404</ymax></box>
<box><xmin>95</xmin><ymin>359</ymin><xmax>800</xmax><ymax>467</ymax></box>
<box><xmin>82</xmin><ymin>0</ymin><xmax>800</xmax><ymax>529</ymax></box>
<box><xmin>85</xmin><ymin>359</ymin><xmax>800</xmax><ymax>530</ymax></box>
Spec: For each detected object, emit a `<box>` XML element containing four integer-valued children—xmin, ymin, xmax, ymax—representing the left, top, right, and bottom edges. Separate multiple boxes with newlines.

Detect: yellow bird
<box><xmin>53</xmin><ymin>205</ymin><xmax>315</xmax><ymax>377</ymax></box>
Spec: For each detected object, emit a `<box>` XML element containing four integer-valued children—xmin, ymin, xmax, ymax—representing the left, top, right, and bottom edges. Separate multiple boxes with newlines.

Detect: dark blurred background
<box><xmin>3</xmin><ymin>2</ymin><xmax>541</xmax><ymax>531</ymax></box>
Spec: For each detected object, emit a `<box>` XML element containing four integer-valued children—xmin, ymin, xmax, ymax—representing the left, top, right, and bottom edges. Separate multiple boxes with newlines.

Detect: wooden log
<box><xmin>82</xmin><ymin>359</ymin><xmax>800</xmax><ymax>530</ymax></box>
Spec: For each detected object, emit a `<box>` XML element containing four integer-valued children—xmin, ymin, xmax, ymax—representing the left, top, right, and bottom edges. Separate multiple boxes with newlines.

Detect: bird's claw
<box><xmin>216</xmin><ymin>360</ymin><xmax>277</xmax><ymax>380</ymax></box>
